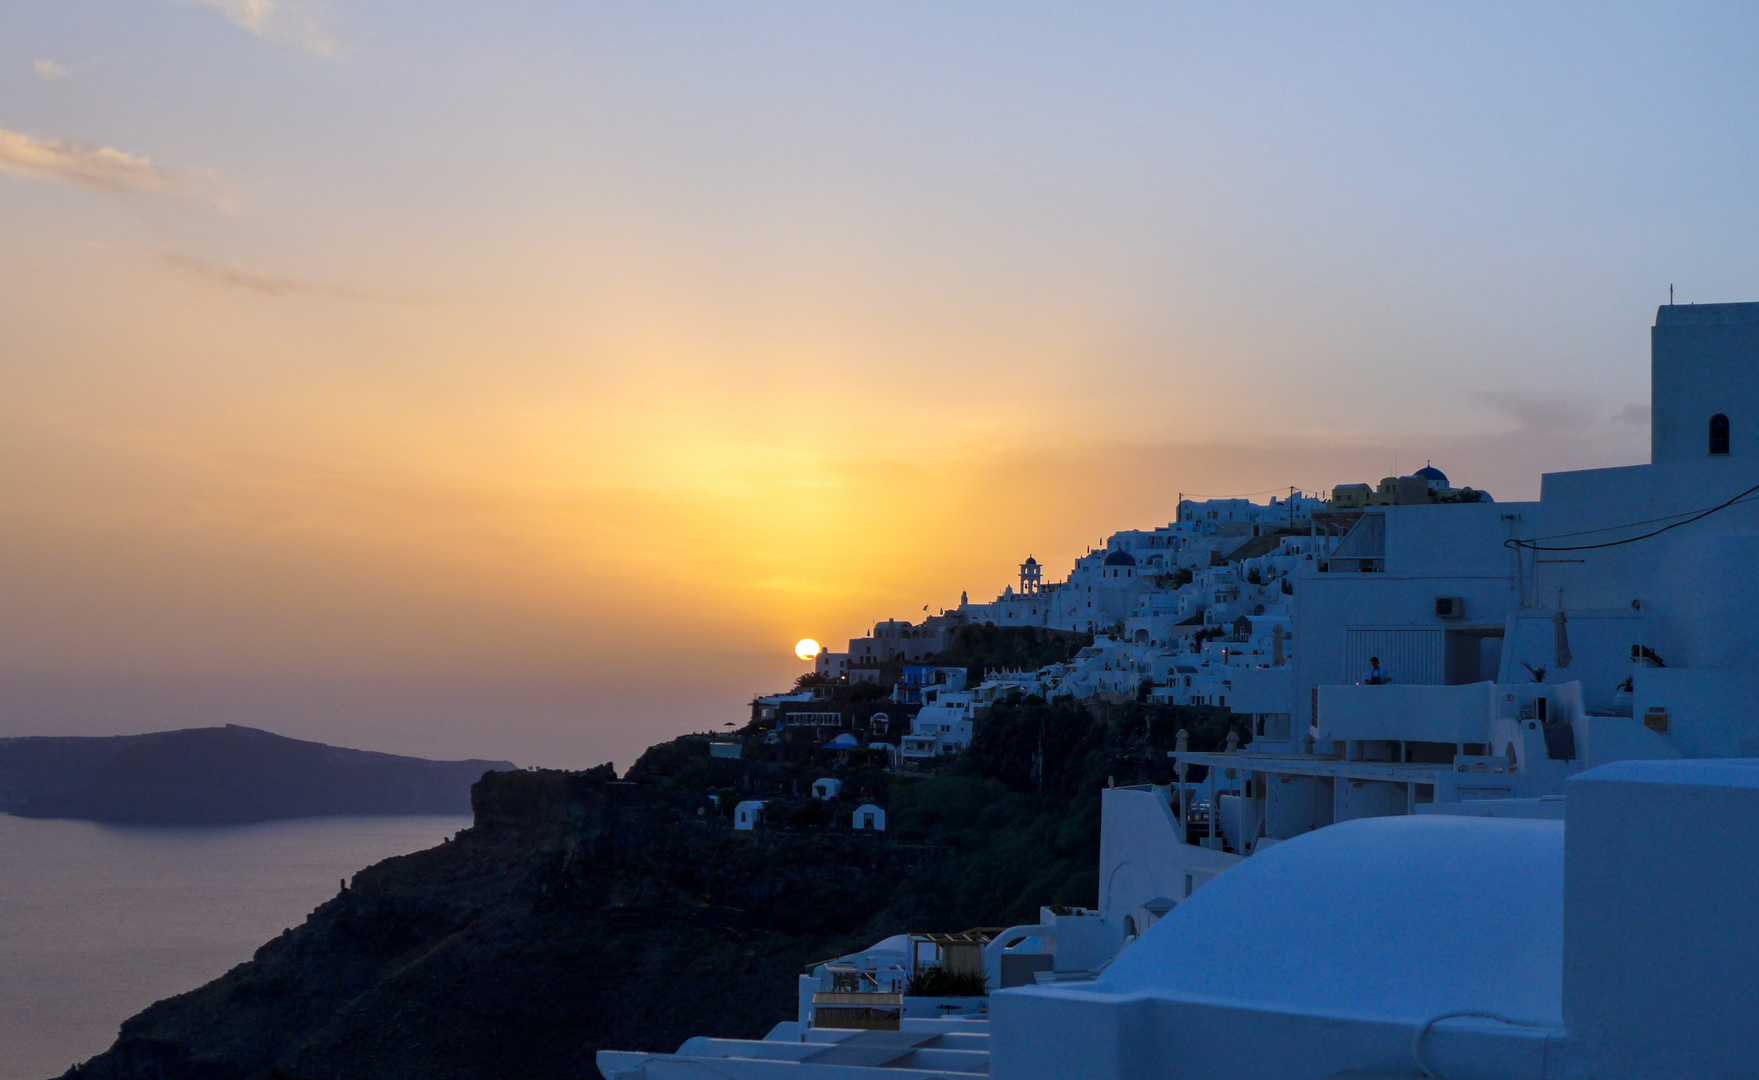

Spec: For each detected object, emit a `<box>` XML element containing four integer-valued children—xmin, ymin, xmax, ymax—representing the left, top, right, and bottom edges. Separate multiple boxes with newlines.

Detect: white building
<box><xmin>1174</xmin><ymin>491</ymin><xmax>1327</xmax><ymax>535</ymax></box>
<box><xmin>601</xmin><ymin>302</ymin><xmax>1759</xmax><ymax>1080</ymax></box>
<box><xmin>900</xmin><ymin>692</ymin><xmax>976</xmax><ymax>760</ymax></box>
<box><xmin>732</xmin><ymin>800</ymin><xmax>765</xmax><ymax>831</ymax></box>
<box><xmin>811</xmin><ymin>778</ymin><xmax>842</xmax><ymax>800</ymax></box>
<box><xmin>851</xmin><ymin>803</ymin><xmax>885</xmax><ymax>831</ymax></box>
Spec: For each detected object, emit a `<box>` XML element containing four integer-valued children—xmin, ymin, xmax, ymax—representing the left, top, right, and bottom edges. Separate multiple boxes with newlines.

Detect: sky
<box><xmin>3</xmin><ymin>2</ymin><xmax>1758</xmax><ymax>769</ymax></box>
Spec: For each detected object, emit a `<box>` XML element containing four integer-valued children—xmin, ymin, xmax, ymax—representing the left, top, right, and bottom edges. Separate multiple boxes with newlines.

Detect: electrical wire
<box><xmin>1506</xmin><ymin>479</ymin><xmax>1759</xmax><ymax>552</ymax></box>
<box><xmin>1510</xmin><ymin>490</ymin><xmax>1759</xmax><ymax>543</ymax></box>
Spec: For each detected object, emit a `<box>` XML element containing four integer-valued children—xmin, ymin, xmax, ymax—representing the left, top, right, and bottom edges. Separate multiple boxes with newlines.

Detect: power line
<box><xmin>1510</xmin><ymin>492</ymin><xmax>1759</xmax><ymax>544</ymax></box>
<box><xmin>1507</xmin><ymin>479</ymin><xmax>1759</xmax><ymax>552</ymax></box>
<box><xmin>1177</xmin><ymin>486</ymin><xmax>1323</xmax><ymax>501</ymax></box>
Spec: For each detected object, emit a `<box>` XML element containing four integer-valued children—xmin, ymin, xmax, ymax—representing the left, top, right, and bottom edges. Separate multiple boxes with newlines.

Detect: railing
<box><xmin>784</xmin><ymin>712</ymin><xmax>846</xmax><ymax>726</ymax></box>
<box><xmin>812</xmin><ymin>992</ymin><xmax>903</xmax><ymax>1006</ymax></box>
<box><xmin>812</xmin><ymin>991</ymin><xmax>905</xmax><ymax>1031</ymax></box>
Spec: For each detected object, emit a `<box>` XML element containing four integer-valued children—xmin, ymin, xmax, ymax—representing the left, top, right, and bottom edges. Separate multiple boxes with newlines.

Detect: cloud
<box><xmin>181</xmin><ymin>0</ymin><xmax>339</xmax><ymax>57</ymax></box>
<box><xmin>0</xmin><ymin>127</ymin><xmax>214</xmax><ymax>201</ymax></box>
<box><xmin>33</xmin><ymin>59</ymin><xmax>68</xmax><ymax>81</ymax></box>
<box><xmin>162</xmin><ymin>253</ymin><xmax>398</xmax><ymax>302</ymax></box>
<box><xmin>1477</xmin><ymin>390</ymin><xmax>1601</xmax><ymax>435</ymax></box>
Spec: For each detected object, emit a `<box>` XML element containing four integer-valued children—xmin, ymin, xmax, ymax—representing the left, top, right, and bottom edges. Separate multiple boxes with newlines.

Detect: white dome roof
<box><xmin>1097</xmin><ymin>816</ymin><xmax>1564</xmax><ymax>1024</ymax></box>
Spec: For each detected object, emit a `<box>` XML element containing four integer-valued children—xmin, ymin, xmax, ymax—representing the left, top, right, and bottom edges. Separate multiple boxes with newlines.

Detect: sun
<box><xmin>794</xmin><ymin>638</ymin><xmax>820</xmax><ymax>660</ymax></box>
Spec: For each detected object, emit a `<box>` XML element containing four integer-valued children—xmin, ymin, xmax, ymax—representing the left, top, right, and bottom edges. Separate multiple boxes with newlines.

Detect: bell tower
<box><xmin>1652</xmin><ymin>302</ymin><xmax>1759</xmax><ymax>464</ymax></box>
<box><xmin>1020</xmin><ymin>556</ymin><xmax>1042</xmax><ymax>596</ymax></box>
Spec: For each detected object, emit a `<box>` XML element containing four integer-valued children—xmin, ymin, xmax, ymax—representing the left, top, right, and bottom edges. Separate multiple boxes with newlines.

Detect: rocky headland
<box><xmin>54</xmin><ymin>690</ymin><xmax>1241</xmax><ymax>1080</ymax></box>
<box><xmin>0</xmin><ymin>725</ymin><xmax>514</xmax><ymax>824</ymax></box>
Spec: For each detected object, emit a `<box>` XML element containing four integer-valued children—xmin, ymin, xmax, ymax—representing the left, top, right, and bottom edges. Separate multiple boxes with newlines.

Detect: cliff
<box><xmin>53</xmin><ymin>699</ymin><xmax>1241</xmax><ymax>1079</ymax></box>
<box><xmin>1</xmin><ymin>726</ymin><xmax>514</xmax><ymax>824</ymax></box>
<box><xmin>57</xmin><ymin>768</ymin><xmax>932</xmax><ymax>1080</ymax></box>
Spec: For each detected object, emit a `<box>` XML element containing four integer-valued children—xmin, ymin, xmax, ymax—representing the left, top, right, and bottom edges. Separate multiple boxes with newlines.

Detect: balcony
<box><xmin>811</xmin><ymin>991</ymin><xmax>903</xmax><ymax>1031</ymax></box>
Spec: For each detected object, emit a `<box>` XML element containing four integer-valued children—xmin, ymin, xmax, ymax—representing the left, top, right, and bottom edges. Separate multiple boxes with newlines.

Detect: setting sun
<box><xmin>794</xmin><ymin>638</ymin><xmax>820</xmax><ymax>661</ymax></box>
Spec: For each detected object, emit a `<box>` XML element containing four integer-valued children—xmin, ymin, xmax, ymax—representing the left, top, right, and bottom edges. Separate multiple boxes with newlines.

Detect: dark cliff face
<box><xmin>54</xmin><ymin>703</ymin><xmax>1240</xmax><ymax>1080</ymax></box>
<box><xmin>57</xmin><ymin>769</ymin><xmax>926</xmax><ymax>1080</ymax></box>
<box><xmin>3</xmin><ymin>726</ymin><xmax>514</xmax><ymax>824</ymax></box>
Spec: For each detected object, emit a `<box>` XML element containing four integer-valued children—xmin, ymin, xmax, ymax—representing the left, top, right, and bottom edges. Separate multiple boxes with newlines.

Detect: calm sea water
<box><xmin>0</xmin><ymin>813</ymin><xmax>470</xmax><ymax>1080</ymax></box>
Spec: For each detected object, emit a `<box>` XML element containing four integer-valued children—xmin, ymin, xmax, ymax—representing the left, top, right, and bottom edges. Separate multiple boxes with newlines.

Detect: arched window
<box><xmin>1710</xmin><ymin>414</ymin><xmax>1730</xmax><ymax>456</ymax></box>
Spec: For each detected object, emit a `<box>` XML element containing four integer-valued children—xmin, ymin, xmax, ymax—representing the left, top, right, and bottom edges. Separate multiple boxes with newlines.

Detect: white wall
<box><xmin>1564</xmin><ymin>758</ymin><xmax>1759</xmax><ymax>1079</ymax></box>
<box><xmin>1531</xmin><ymin>459</ymin><xmax>1759</xmax><ymax>674</ymax></box>
<box><xmin>1098</xmin><ymin>787</ymin><xmax>1238</xmax><ymax>948</ymax></box>
<box><xmin>1651</xmin><ymin>303</ymin><xmax>1759</xmax><ymax>465</ymax></box>
<box><xmin>1315</xmin><ymin>682</ymin><xmax>1492</xmax><ymax>743</ymax></box>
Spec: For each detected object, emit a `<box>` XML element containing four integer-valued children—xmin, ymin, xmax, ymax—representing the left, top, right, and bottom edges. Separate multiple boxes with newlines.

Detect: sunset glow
<box><xmin>3</xmin><ymin>5</ymin><xmax>1756</xmax><ymax>770</ymax></box>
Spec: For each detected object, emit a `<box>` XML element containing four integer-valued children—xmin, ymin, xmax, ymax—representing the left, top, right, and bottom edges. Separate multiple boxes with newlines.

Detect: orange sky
<box><xmin>2</xmin><ymin>3</ymin><xmax>1751</xmax><ymax>766</ymax></box>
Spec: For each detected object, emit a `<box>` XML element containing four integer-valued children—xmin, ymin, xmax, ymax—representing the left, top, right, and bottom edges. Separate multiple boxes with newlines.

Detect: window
<box><xmin>1711</xmin><ymin>413</ymin><xmax>1730</xmax><ymax>456</ymax></box>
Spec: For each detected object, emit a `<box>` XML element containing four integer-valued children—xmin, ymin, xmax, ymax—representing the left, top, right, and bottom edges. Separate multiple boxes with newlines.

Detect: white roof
<box><xmin>1577</xmin><ymin>757</ymin><xmax>1759</xmax><ymax>789</ymax></box>
<box><xmin>1096</xmin><ymin>816</ymin><xmax>1564</xmax><ymax>1024</ymax></box>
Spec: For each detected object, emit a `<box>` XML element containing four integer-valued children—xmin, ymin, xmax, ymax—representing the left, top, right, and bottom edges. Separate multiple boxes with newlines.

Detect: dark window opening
<box><xmin>1711</xmin><ymin>413</ymin><xmax>1730</xmax><ymax>456</ymax></box>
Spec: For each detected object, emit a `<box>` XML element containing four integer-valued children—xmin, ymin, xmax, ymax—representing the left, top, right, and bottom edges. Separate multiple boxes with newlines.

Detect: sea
<box><xmin>0</xmin><ymin>812</ymin><xmax>471</xmax><ymax>1080</ymax></box>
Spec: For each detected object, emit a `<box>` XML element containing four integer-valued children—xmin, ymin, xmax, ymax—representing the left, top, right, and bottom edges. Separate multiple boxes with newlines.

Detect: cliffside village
<box><xmin>603</xmin><ymin>305</ymin><xmax>1759</xmax><ymax>1080</ymax></box>
<box><xmin>747</xmin><ymin>466</ymin><xmax>1490</xmax><ymax>774</ymax></box>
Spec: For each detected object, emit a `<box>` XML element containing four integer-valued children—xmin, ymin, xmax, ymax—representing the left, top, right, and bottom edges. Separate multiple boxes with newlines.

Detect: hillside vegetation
<box><xmin>59</xmin><ymin>698</ymin><xmax>1242</xmax><ymax>1079</ymax></box>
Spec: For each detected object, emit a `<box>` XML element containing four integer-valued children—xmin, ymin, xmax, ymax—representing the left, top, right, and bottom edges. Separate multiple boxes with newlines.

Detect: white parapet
<box><xmin>1315</xmin><ymin>681</ymin><xmax>1493</xmax><ymax>744</ymax></box>
<box><xmin>1562</xmin><ymin>758</ymin><xmax>1759</xmax><ymax>1080</ymax></box>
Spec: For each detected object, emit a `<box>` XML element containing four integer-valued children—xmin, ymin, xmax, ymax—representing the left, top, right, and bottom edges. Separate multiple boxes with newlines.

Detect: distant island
<box><xmin>0</xmin><ymin>725</ymin><xmax>514</xmax><ymax>824</ymax></box>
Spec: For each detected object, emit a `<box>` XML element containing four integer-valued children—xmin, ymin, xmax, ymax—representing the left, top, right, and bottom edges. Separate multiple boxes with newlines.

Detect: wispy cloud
<box><xmin>163</xmin><ymin>253</ymin><xmax>398</xmax><ymax>302</ymax></box>
<box><xmin>1478</xmin><ymin>390</ymin><xmax>1602</xmax><ymax>435</ymax></box>
<box><xmin>0</xmin><ymin>127</ymin><xmax>215</xmax><ymax>202</ymax></box>
<box><xmin>33</xmin><ymin>59</ymin><xmax>69</xmax><ymax>81</ymax></box>
<box><xmin>180</xmin><ymin>0</ymin><xmax>339</xmax><ymax>57</ymax></box>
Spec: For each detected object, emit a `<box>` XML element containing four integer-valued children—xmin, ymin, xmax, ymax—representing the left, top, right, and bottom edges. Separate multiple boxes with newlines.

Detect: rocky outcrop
<box><xmin>52</xmin><ymin>702</ymin><xmax>1240</xmax><ymax>1079</ymax></box>
<box><xmin>57</xmin><ymin>768</ymin><xmax>928</xmax><ymax>1080</ymax></box>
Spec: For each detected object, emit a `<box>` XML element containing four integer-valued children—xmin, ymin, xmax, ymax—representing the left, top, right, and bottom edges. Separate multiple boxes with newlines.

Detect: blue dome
<box><xmin>1103</xmin><ymin>549</ymin><xmax>1137</xmax><ymax>567</ymax></box>
<box><xmin>1415</xmin><ymin>464</ymin><xmax>1449</xmax><ymax>487</ymax></box>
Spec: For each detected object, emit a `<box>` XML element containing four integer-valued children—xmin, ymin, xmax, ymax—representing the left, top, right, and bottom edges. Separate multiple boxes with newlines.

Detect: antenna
<box><xmin>1670</xmin><ymin>284</ymin><xmax>1674</xmax><ymax>305</ymax></box>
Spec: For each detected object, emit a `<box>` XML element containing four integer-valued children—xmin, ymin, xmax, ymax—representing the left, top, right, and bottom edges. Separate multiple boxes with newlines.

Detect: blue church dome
<box><xmin>1103</xmin><ymin>549</ymin><xmax>1137</xmax><ymax>567</ymax></box>
<box><xmin>1414</xmin><ymin>463</ymin><xmax>1449</xmax><ymax>488</ymax></box>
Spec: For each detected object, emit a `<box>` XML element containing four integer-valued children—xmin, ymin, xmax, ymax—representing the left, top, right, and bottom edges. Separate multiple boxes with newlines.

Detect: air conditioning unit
<box><xmin>1435</xmin><ymin>596</ymin><xmax>1465</xmax><ymax>619</ymax></box>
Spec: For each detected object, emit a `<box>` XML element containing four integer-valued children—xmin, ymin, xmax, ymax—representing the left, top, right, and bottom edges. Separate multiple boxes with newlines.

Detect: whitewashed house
<box><xmin>900</xmin><ymin>692</ymin><xmax>977</xmax><ymax>760</ymax></box>
<box><xmin>732</xmin><ymin>800</ymin><xmax>765</xmax><ymax>831</ymax></box>
<box><xmin>851</xmin><ymin>803</ymin><xmax>885</xmax><ymax>831</ymax></box>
